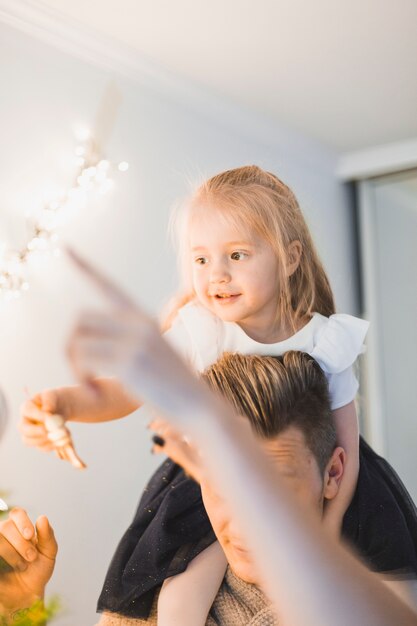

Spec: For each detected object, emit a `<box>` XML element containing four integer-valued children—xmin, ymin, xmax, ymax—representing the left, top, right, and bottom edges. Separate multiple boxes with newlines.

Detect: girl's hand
<box><xmin>19</xmin><ymin>390</ymin><xmax>66</xmax><ymax>453</ymax></box>
<box><xmin>149</xmin><ymin>418</ymin><xmax>204</xmax><ymax>483</ymax></box>
<box><xmin>19</xmin><ymin>391</ymin><xmax>86</xmax><ymax>469</ymax></box>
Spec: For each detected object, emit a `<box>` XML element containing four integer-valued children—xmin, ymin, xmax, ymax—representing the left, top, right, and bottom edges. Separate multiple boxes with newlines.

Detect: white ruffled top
<box><xmin>165</xmin><ymin>302</ymin><xmax>369</xmax><ymax>411</ymax></box>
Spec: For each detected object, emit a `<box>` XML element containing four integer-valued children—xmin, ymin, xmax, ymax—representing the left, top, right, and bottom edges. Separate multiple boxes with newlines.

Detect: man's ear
<box><xmin>286</xmin><ymin>240</ymin><xmax>302</xmax><ymax>277</ymax></box>
<box><xmin>323</xmin><ymin>447</ymin><xmax>346</xmax><ymax>501</ymax></box>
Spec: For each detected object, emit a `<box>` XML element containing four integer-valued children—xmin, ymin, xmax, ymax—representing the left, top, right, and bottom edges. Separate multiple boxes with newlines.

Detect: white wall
<box><xmin>0</xmin><ymin>20</ymin><xmax>358</xmax><ymax>625</ymax></box>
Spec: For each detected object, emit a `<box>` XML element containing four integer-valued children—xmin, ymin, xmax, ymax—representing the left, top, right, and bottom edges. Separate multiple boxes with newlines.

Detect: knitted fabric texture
<box><xmin>95</xmin><ymin>567</ymin><xmax>279</xmax><ymax>625</ymax></box>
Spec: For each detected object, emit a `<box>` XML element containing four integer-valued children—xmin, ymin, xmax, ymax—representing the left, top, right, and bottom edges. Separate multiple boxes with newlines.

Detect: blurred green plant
<box><xmin>0</xmin><ymin>596</ymin><xmax>61</xmax><ymax>625</ymax></box>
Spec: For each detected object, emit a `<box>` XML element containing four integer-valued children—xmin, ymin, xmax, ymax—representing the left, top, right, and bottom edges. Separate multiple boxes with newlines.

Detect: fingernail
<box><xmin>23</xmin><ymin>528</ymin><xmax>32</xmax><ymax>539</ymax></box>
<box><xmin>152</xmin><ymin>435</ymin><xmax>165</xmax><ymax>447</ymax></box>
<box><xmin>26</xmin><ymin>548</ymin><xmax>37</xmax><ymax>560</ymax></box>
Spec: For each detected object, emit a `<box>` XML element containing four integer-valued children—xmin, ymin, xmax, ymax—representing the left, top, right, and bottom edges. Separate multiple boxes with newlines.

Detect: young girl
<box><xmin>20</xmin><ymin>166</ymin><xmax>368</xmax><ymax>623</ymax></box>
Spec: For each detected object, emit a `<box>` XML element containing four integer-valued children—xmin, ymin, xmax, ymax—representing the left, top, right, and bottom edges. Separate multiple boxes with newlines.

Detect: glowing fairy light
<box><xmin>0</xmin><ymin>131</ymin><xmax>128</xmax><ymax>300</ymax></box>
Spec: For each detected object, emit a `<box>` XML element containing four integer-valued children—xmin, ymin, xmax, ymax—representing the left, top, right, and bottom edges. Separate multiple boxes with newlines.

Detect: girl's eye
<box><xmin>230</xmin><ymin>251</ymin><xmax>247</xmax><ymax>261</ymax></box>
<box><xmin>194</xmin><ymin>256</ymin><xmax>208</xmax><ymax>265</ymax></box>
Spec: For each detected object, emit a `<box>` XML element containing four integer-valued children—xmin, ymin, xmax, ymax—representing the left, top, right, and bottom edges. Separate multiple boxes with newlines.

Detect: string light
<box><xmin>0</xmin><ymin>133</ymin><xmax>128</xmax><ymax>300</ymax></box>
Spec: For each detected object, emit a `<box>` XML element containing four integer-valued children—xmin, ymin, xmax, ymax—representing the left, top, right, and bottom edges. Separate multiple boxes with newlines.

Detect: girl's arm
<box><xmin>64</xmin><ymin>377</ymin><xmax>140</xmax><ymax>423</ymax></box>
<box><xmin>324</xmin><ymin>400</ymin><xmax>360</xmax><ymax>535</ymax></box>
<box><xmin>19</xmin><ymin>378</ymin><xmax>140</xmax><ymax>452</ymax></box>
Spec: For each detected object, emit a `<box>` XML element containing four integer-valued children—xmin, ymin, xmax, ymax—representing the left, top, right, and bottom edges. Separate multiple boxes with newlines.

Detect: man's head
<box><xmin>200</xmin><ymin>351</ymin><xmax>345</xmax><ymax>584</ymax></box>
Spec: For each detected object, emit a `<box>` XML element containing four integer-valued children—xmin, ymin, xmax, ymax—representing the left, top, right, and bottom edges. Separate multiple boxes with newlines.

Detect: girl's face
<box><xmin>188</xmin><ymin>208</ymin><xmax>282</xmax><ymax>341</ymax></box>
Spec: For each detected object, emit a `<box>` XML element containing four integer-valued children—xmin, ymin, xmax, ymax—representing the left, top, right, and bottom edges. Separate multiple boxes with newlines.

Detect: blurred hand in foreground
<box><xmin>0</xmin><ymin>508</ymin><xmax>57</xmax><ymax>612</ymax></box>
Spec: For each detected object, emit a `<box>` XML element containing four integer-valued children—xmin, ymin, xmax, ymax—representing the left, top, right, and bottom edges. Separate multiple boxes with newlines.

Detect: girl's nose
<box><xmin>209</xmin><ymin>260</ymin><xmax>231</xmax><ymax>283</ymax></box>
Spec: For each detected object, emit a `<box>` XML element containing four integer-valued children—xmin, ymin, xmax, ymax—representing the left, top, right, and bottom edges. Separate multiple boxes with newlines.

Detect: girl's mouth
<box><xmin>214</xmin><ymin>293</ymin><xmax>241</xmax><ymax>302</ymax></box>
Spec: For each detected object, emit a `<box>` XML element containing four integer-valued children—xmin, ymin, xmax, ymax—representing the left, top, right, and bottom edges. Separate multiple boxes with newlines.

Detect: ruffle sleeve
<box><xmin>310</xmin><ymin>314</ymin><xmax>369</xmax><ymax>374</ymax></box>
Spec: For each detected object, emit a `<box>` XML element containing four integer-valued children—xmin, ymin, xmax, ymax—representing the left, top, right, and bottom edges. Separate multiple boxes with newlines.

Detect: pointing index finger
<box><xmin>65</xmin><ymin>246</ymin><xmax>135</xmax><ymax>309</ymax></box>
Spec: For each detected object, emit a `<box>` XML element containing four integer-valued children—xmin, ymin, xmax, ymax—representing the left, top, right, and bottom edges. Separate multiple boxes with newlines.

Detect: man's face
<box><xmin>201</xmin><ymin>425</ymin><xmax>344</xmax><ymax>585</ymax></box>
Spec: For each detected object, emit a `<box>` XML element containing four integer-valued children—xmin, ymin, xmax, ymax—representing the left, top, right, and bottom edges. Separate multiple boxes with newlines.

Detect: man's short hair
<box><xmin>202</xmin><ymin>351</ymin><xmax>336</xmax><ymax>474</ymax></box>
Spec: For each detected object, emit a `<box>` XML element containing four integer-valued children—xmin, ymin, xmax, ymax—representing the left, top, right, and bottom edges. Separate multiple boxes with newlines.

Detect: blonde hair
<box><xmin>202</xmin><ymin>351</ymin><xmax>336</xmax><ymax>473</ymax></box>
<box><xmin>162</xmin><ymin>165</ymin><xmax>335</xmax><ymax>331</ymax></box>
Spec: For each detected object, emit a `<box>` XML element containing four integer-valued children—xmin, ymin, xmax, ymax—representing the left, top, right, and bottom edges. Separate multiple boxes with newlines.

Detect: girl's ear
<box><xmin>286</xmin><ymin>240</ymin><xmax>302</xmax><ymax>277</ymax></box>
